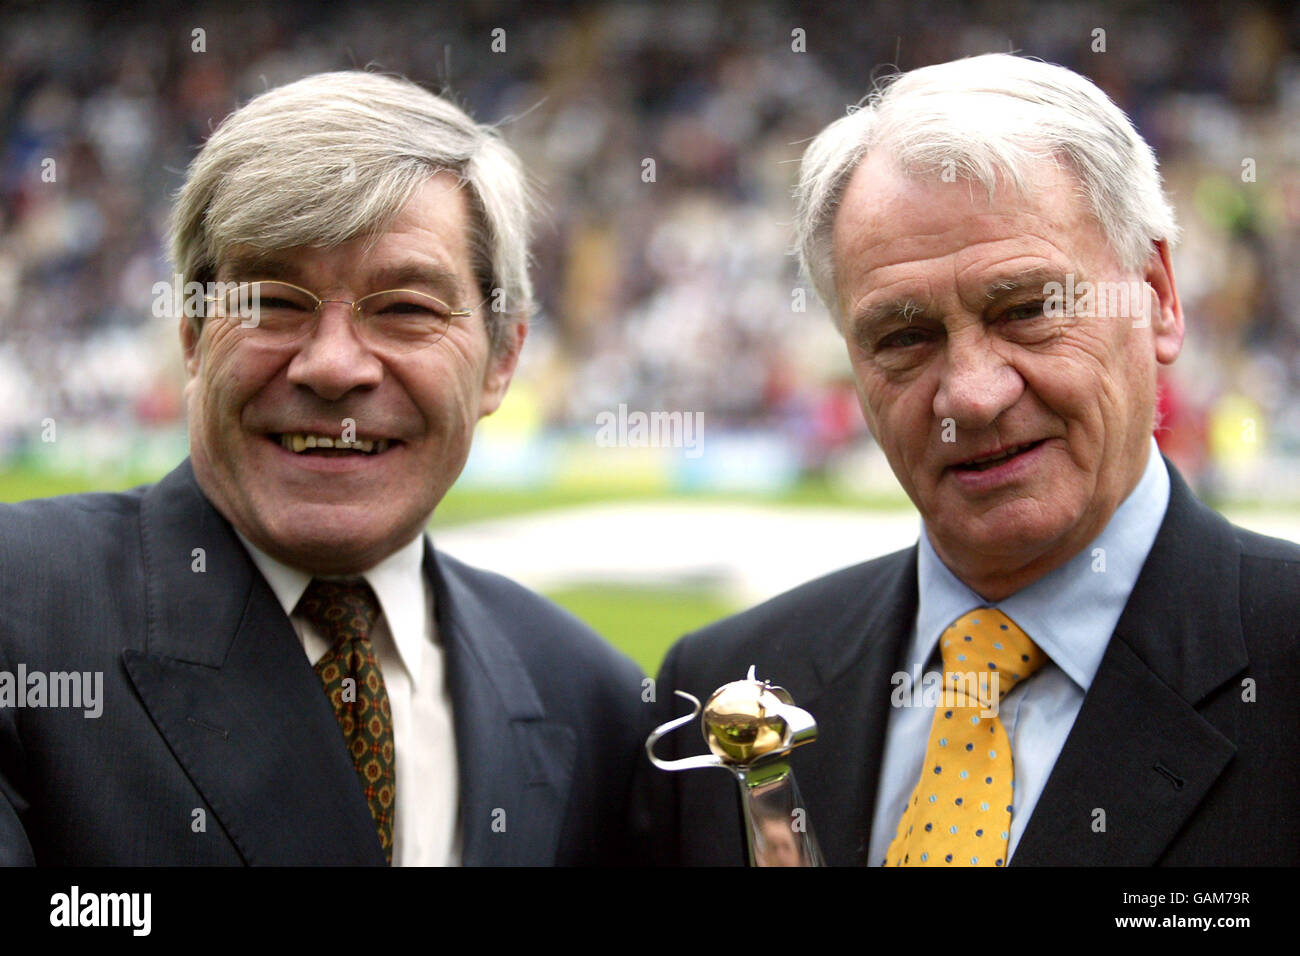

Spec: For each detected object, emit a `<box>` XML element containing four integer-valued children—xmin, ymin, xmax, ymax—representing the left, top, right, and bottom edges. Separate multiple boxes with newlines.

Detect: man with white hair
<box><xmin>644</xmin><ymin>54</ymin><xmax>1300</xmax><ymax>866</ymax></box>
<box><xmin>0</xmin><ymin>71</ymin><xmax>647</xmax><ymax>866</ymax></box>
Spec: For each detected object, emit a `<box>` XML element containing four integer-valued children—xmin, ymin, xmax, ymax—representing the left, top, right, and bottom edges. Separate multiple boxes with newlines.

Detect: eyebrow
<box><xmin>851</xmin><ymin>267</ymin><xmax>1078</xmax><ymax>338</ymax></box>
<box><xmin>218</xmin><ymin>254</ymin><xmax>468</xmax><ymax>304</ymax></box>
<box><xmin>851</xmin><ymin>297</ymin><xmax>932</xmax><ymax>340</ymax></box>
<box><xmin>366</xmin><ymin>264</ymin><xmax>466</xmax><ymax>303</ymax></box>
<box><xmin>219</xmin><ymin>250</ymin><xmax>299</xmax><ymax>282</ymax></box>
<box><xmin>983</xmin><ymin>268</ymin><xmax>1076</xmax><ymax>300</ymax></box>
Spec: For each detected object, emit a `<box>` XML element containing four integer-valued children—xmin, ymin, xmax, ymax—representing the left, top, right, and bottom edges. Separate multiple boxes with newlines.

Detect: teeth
<box><xmin>967</xmin><ymin>443</ymin><xmax>1032</xmax><ymax>466</ymax></box>
<box><xmin>278</xmin><ymin>433</ymin><xmax>390</xmax><ymax>455</ymax></box>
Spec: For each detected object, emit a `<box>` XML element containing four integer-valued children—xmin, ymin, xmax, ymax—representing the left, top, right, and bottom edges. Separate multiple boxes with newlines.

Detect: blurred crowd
<box><xmin>2</xmin><ymin>0</ymin><xmax>1299</xmax><ymax>499</ymax></box>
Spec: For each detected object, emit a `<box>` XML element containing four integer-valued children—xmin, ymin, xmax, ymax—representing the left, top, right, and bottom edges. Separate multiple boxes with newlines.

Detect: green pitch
<box><xmin>543</xmin><ymin>584</ymin><xmax>740</xmax><ymax>677</ymax></box>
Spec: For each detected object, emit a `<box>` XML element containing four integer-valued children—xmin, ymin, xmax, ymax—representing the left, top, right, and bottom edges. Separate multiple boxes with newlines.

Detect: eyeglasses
<box><xmin>204</xmin><ymin>280</ymin><xmax>474</xmax><ymax>353</ymax></box>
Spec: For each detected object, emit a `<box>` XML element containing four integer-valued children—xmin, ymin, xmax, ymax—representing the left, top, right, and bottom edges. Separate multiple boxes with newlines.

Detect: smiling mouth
<box><xmin>272</xmin><ymin>433</ymin><xmax>396</xmax><ymax>456</ymax></box>
<box><xmin>953</xmin><ymin>440</ymin><xmax>1045</xmax><ymax>472</ymax></box>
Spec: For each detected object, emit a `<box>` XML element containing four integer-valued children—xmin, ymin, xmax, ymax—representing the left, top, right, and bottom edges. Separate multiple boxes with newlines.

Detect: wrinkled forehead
<box><xmin>831</xmin><ymin>154</ymin><xmax>1119</xmax><ymax>321</ymax></box>
<box><xmin>833</xmin><ymin>152</ymin><xmax>1103</xmax><ymax>265</ymax></box>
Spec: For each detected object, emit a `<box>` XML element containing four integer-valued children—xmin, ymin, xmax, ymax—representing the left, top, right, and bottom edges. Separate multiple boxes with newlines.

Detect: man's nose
<box><xmin>932</xmin><ymin>329</ymin><xmax>1023</xmax><ymax>431</ymax></box>
<box><xmin>286</xmin><ymin>304</ymin><xmax>384</xmax><ymax>401</ymax></box>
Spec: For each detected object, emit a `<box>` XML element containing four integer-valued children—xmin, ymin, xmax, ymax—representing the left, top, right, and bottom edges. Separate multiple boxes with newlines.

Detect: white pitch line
<box><xmin>432</xmin><ymin>502</ymin><xmax>1300</xmax><ymax>607</ymax></box>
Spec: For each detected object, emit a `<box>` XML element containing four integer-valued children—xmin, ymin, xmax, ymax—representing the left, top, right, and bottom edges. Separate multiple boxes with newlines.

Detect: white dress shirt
<box><xmin>236</xmin><ymin>531</ymin><xmax>460</xmax><ymax>866</ymax></box>
<box><xmin>868</xmin><ymin>438</ymin><xmax>1171</xmax><ymax>865</ymax></box>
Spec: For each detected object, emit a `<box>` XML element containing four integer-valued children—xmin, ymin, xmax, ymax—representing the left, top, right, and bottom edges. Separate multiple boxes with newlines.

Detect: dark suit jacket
<box><xmin>0</xmin><ymin>459</ymin><xmax>649</xmax><ymax>865</ymax></box>
<box><xmin>639</xmin><ymin>463</ymin><xmax>1300</xmax><ymax>865</ymax></box>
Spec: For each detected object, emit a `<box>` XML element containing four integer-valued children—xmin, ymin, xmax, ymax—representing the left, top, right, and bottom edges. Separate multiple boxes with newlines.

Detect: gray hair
<box><xmin>794</xmin><ymin>53</ymin><xmax>1179</xmax><ymax>322</ymax></box>
<box><xmin>169</xmin><ymin>70</ymin><xmax>533</xmax><ymax>350</ymax></box>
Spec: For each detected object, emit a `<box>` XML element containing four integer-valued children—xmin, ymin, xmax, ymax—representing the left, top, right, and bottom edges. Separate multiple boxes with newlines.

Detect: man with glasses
<box><xmin>0</xmin><ymin>71</ymin><xmax>647</xmax><ymax>866</ymax></box>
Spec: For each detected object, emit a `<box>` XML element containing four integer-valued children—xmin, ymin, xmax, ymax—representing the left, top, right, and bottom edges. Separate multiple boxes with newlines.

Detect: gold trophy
<box><xmin>647</xmin><ymin>666</ymin><xmax>824</xmax><ymax>866</ymax></box>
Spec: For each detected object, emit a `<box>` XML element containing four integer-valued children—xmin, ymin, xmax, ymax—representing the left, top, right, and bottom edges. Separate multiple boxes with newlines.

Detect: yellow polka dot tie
<box><xmin>886</xmin><ymin>607</ymin><xmax>1046</xmax><ymax>867</ymax></box>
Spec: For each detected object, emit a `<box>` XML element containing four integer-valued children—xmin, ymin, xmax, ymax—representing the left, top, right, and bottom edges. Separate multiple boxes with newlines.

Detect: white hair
<box><xmin>169</xmin><ymin>70</ymin><xmax>533</xmax><ymax>350</ymax></box>
<box><xmin>794</xmin><ymin>53</ymin><xmax>1180</xmax><ymax>321</ymax></box>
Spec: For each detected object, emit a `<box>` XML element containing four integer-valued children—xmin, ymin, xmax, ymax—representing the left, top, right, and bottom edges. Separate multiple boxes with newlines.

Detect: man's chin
<box><xmin>250</xmin><ymin>503</ymin><xmax>423</xmax><ymax>575</ymax></box>
<box><xmin>260</xmin><ymin>535</ymin><xmax>401</xmax><ymax>576</ymax></box>
<box><xmin>928</xmin><ymin>509</ymin><xmax>1074</xmax><ymax>566</ymax></box>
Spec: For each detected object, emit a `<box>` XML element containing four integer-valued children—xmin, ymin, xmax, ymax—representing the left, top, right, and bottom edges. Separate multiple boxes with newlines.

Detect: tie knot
<box><xmin>939</xmin><ymin>607</ymin><xmax>1046</xmax><ymax>701</ymax></box>
<box><xmin>297</xmin><ymin>577</ymin><xmax>381</xmax><ymax>647</ymax></box>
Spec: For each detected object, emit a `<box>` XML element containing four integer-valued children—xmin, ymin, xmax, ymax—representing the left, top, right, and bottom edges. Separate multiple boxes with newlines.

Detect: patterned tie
<box><xmin>885</xmin><ymin>607</ymin><xmax>1046</xmax><ymax>867</ymax></box>
<box><xmin>297</xmin><ymin>578</ymin><xmax>396</xmax><ymax>863</ymax></box>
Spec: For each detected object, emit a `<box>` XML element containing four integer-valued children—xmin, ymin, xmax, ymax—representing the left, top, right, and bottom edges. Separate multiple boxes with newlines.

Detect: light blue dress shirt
<box><xmin>867</xmin><ymin>438</ymin><xmax>1171</xmax><ymax>865</ymax></box>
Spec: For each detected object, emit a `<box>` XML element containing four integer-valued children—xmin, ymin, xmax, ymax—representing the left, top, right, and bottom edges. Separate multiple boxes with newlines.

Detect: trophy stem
<box><xmin>734</xmin><ymin>758</ymin><xmax>824</xmax><ymax>867</ymax></box>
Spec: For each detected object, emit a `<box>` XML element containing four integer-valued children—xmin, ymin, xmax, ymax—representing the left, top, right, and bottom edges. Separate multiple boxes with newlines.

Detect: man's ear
<box><xmin>1145</xmin><ymin>239</ymin><xmax>1184</xmax><ymax>366</ymax></box>
<box><xmin>479</xmin><ymin>317</ymin><xmax>528</xmax><ymax>418</ymax></box>
<box><xmin>180</xmin><ymin>316</ymin><xmax>203</xmax><ymax>378</ymax></box>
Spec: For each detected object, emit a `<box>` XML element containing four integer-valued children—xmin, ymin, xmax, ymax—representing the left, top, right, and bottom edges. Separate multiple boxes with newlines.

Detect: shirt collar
<box><xmin>234</xmin><ymin>531</ymin><xmax>430</xmax><ymax>689</ymax></box>
<box><xmin>911</xmin><ymin>438</ymin><xmax>1171</xmax><ymax>692</ymax></box>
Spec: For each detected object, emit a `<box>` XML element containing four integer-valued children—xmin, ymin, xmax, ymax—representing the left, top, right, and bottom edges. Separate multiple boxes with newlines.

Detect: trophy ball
<box><xmin>702</xmin><ymin>678</ymin><xmax>791</xmax><ymax>763</ymax></box>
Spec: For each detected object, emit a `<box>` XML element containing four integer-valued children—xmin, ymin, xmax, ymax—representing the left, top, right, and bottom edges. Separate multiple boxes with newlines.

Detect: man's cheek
<box><xmin>1052</xmin><ymin>322</ymin><xmax>1121</xmax><ymax>371</ymax></box>
<box><xmin>853</xmin><ymin>373</ymin><xmax>888</xmax><ymax>425</ymax></box>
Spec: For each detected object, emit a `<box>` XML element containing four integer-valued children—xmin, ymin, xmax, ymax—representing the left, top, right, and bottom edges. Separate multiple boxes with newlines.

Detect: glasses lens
<box><xmin>222</xmin><ymin>281</ymin><xmax>317</xmax><ymax>340</ymax></box>
<box><xmin>356</xmin><ymin>290</ymin><xmax>454</xmax><ymax>352</ymax></box>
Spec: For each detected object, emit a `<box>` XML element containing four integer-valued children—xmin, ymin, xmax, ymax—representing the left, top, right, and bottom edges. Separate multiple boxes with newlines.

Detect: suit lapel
<box><xmin>427</xmin><ymin>544</ymin><xmax>574</xmax><ymax>866</ymax></box>
<box><xmin>787</xmin><ymin>550</ymin><xmax>919</xmax><ymax>866</ymax></box>
<box><xmin>1013</xmin><ymin>466</ymin><xmax>1247</xmax><ymax>865</ymax></box>
<box><xmin>123</xmin><ymin>461</ymin><xmax>385</xmax><ymax>865</ymax></box>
